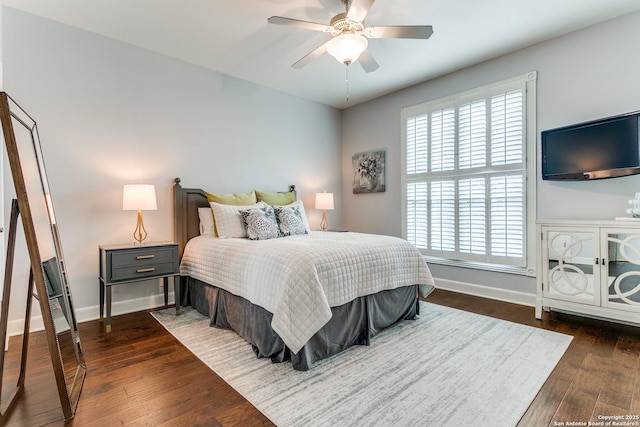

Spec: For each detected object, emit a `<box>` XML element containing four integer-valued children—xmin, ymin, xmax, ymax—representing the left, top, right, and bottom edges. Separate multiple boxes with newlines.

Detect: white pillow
<box><xmin>211</xmin><ymin>201</ymin><xmax>266</xmax><ymax>238</ymax></box>
<box><xmin>279</xmin><ymin>200</ymin><xmax>311</xmax><ymax>233</ymax></box>
<box><xmin>198</xmin><ymin>207</ymin><xmax>215</xmax><ymax>235</ymax></box>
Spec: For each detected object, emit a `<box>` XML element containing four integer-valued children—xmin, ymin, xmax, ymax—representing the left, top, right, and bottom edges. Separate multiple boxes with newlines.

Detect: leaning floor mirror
<box><xmin>0</xmin><ymin>92</ymin><xmax>86</xmax><ymax>422</ymax></box>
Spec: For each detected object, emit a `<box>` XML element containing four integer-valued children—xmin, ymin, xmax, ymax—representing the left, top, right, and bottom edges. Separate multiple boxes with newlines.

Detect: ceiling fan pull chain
<box><xmin>345</xmin><ymin>64</ymin><xmax>350</xmax><ymax>101</ymax></box>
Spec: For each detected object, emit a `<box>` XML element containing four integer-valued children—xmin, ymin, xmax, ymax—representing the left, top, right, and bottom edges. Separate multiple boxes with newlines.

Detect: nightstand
<box><xmin>99</xmin><ymin>241</ymin><xmax>180</xmax><ymax>333</ymax></box>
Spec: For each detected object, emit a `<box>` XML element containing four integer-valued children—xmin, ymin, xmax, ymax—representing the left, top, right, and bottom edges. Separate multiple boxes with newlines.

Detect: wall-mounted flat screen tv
<box><xmin>541</xmin><ymin>111</ymin><xmax>640</xmax><ymax>180</ymax></box>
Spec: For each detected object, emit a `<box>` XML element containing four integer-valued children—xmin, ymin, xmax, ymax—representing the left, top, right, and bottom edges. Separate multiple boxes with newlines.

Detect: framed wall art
<box><xmin>352</xmin><ymin>149</ymin><xmax>385</xmax><ymax>194</ymax></box>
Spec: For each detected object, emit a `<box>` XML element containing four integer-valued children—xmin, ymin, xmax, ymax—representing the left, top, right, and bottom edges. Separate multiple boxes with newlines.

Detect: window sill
<box><xmin>423</xmin><ymin>256</ymin><xmax>536</xmax><ymax>277</ymax></box>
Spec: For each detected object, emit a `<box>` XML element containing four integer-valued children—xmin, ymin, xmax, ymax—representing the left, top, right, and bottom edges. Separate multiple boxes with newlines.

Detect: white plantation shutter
<box><xmin>431</xmin><ymin>108</ymin><xmax>456</xmax><ymax>172</ymax></box>
<box><xmin>491</xmin><ymin>91</ymin><xmax>523</xmax><ymax>165</ymax></box>
<box><xmin>459</xmin><ymin>100</ymin><xmax>486</xmax><ymax>170</ymax></box>
<box><xmin>458</xmin><ymin>177</ymin><xmax>486</xmax><ymax>257</ymax></box>
<box><xmin>406</xmin><ymin>181</ymin><xmax>428</xmax><ymax>249</ymax></box>
<box><xmin>406</xmin><ymin>114</ymin><xmax>429</xmax><ymax>174</ymax></box>
<box><xmin>490</xmin><ymin>174</ymin><xmax>524</xmax><ymax>258</ymax></box>
<box><xmin>402</xmin><ymin>73</ymin><xmax>536</xmax><ymax>272</ymax></box>
<box><xmin>429</xmin><ymin>180</ymin><xmax>456</xmax><ymax>253</ymax></box>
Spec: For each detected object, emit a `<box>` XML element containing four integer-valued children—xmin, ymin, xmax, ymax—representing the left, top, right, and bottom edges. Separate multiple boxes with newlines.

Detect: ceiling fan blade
<box><xmin>346</xmin><ymin>0</ymin><xmax>375</xmax><ymax>22</ymax></box>
<box><xmin>267</xmin><ymin>16</ymin><xmax>330</xmax><ymax>32</ymax></box>
<box><xmin>358</xmin><ymin>49</ymin><xmax>379</xmax><ymax>73</ymax></box>
<box><xmin>367</xmin><ymin>25</ymin><xmax>434</xmax><ymax>39</ymax></box>
<box><xmin>292</xmin><ymin>42</ymin><xmax>328</xmax><ymax>69</ymax></box>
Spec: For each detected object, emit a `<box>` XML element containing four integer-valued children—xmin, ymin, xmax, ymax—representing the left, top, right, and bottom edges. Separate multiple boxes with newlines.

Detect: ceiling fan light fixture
<box><xmin>326</xmin><ymin>33</ymin><xmax>368</xmax><ymax>65</ymax></box>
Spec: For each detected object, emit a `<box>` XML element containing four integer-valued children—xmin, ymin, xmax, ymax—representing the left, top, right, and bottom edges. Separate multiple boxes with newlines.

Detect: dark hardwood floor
<box><xmin>3</xmin><ymin>289</ymin><xmax>640</xmax><ymax>426</ymax></box>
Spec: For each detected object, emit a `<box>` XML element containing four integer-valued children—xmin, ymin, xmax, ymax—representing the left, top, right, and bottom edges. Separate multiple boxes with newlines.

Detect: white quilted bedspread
<box><xmin>180</xmin><ymin>231</ymin><xmax>435</xmax><ymax>353</ymax></box>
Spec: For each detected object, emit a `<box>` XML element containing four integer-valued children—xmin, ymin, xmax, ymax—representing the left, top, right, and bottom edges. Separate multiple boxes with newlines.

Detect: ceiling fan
<box><xmin>267</xmin><ymin>0</ymin><xmax>434</xmax><ymax>72</ymax></box>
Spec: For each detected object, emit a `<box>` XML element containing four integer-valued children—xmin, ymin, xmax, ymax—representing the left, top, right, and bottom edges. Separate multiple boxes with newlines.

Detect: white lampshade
<box><xmin>123</xmin><ymin>184</ymin><xmax>157</xmax><ymax>211</ymax></box>
<box><xmin>326</xmin><ymin>33</ymin><xmax>368</xmax><ymax>65</ymax></box>
<box><xmin>315</xmin><ymin>192</ymin><xmax>334</xmax><ymax>210</ymax></box>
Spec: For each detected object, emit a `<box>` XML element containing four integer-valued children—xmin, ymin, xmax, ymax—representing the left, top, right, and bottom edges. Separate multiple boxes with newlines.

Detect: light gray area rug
<box><xmin>152</xmin><ymin>302</ymin><xmax>572</xmax><ymax>427</ymax></box>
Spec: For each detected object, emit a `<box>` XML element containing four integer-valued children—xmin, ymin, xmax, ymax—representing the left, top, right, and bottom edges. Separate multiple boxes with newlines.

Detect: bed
<box><xmin>173</xmin><ymin>178</ymin><xmax>435</xmax><ymax>370</ymax></box>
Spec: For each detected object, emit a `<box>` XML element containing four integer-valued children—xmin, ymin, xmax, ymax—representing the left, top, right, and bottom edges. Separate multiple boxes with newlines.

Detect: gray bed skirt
<box><xmin>182</xmin><ymin>277</ymin><xmax>421</xmax><ymax>370</ymax></box>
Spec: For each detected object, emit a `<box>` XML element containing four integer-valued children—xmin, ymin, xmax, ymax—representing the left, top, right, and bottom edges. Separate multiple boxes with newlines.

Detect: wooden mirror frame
<box><xmin>0</xmin><ymin>92</ymin><xmax>86</xmax><ymax>421</ymax></box>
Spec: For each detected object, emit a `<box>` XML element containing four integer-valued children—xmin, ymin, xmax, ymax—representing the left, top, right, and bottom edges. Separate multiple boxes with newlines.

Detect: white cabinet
<box><xmin>537</xmin><ymin>220</ymin><xmax>640</xmax><ymax>324</ymax></box>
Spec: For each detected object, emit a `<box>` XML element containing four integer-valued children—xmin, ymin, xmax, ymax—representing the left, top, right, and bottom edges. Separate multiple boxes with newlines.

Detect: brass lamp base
<box><xmin>133</xmin><ymin>210</ymin><xmax>148</xmax><ymax>245</ymax></box>
<box><xmin>320</xmin><ymin>209</ymin><xmax>328</xmax><ymax>231</ymax></box>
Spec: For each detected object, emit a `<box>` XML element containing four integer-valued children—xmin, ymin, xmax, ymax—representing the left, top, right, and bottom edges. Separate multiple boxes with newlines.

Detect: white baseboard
<box><xmin>7</xmin><ymin>292</ymin><xmax>175</xmax><ymax>337</ymax></box>
<box><xmin>434</xmin><ymin>278</ymin><xmax>536</xmax><ymax>307</ymax></box>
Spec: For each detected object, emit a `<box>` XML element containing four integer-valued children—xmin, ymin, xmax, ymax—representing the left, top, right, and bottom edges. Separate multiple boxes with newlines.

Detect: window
<box><xmin>401</xmin><ymin>72</ymin><xmax>537</xmax><ymax>275</ymax></box>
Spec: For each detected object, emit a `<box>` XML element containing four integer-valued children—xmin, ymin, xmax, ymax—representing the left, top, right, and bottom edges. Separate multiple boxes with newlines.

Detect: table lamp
<box><xmin>123</xmin><ymin>184</ymin><xmax>157</xmax><ymax>245</ymax></box>
<box><xmin>315</xmin><ymin>191</ymin><xmax>334</xmax><ymax>232</ymax></box>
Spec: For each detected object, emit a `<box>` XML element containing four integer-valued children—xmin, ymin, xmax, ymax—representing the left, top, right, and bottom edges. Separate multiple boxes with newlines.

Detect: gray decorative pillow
<box><xmin>240</xmin><ymin>206</ymin><xmax>280</xmax><ymax>240</ymax></box>
<box><xmin>274</xmin><ymin>206</ymin><xmax>308</xmax><ymax>236</ymax></box>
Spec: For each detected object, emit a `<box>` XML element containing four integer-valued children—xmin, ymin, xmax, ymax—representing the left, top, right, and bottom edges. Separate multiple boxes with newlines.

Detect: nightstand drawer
<box><xmin>111</xmin><ymin>247</ymin><xmax>177</xmax><ymax>268</ymax></box>
<box><xmin>111</xmin><ymin>261</ymin><xmax>178</xmax><ymax>282</ymax></box>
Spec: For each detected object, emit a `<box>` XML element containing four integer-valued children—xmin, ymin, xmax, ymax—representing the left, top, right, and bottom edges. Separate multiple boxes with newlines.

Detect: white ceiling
<box><xmin>4</xmin><ymin>0</ymin><xmax>640</xmax><ymax>109</ymax></box>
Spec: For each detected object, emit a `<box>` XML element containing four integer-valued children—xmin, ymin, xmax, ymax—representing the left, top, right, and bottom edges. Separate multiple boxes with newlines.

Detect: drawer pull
<box><xmin>136</xmin><ymin>254</ymin><xmax>155</xmax><ymax>260</ymax></box>
<box><xmin>136</xmin><ymin>267</ymin><xmax>156</xmax><ymax>273</ymax></box>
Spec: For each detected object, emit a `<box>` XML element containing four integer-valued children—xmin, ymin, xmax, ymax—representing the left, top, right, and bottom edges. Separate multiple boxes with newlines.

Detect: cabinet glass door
<box><xmin>543</xmin><ymin>228</ymin><xmax>599</xmax><ymax>306</ymax></box>
<box><xmin>604</xmin><ymin>230</ymin><xmax>640</xmax><ymax>312</ymax></box>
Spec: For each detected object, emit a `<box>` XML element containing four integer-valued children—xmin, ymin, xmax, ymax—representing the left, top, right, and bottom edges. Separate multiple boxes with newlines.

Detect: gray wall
<box><xmin>2</xmin><ymin>7</ymin><xmax>342</xmax><ymax>327</ymax></box>
<box><xmin>341</xmin><ymin>11</ymin><xmax>640</xmax><ymax>297</ymax></box>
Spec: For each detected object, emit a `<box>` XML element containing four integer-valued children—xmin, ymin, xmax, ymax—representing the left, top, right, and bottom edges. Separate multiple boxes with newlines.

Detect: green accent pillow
<box><xmin>205</xmin><ymin>190</ymin><xmax>257</xmax><ymax>205</ymax></box>
<box><xmin>255</xmin><ymin>190</ymin><xmax>295</xmax><ymax>206</ymax></box>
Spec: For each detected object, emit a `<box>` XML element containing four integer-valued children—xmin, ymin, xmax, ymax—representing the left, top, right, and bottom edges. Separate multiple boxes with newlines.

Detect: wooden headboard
<box><xmin>173</xmin><ymin>178</ymin><xmax>296</xmax><ymax>259</ymax></box>
<box><xmin>174</xmin><ymin>178</ymin><xmax>209</xmax><ymax>258</ymax></box>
